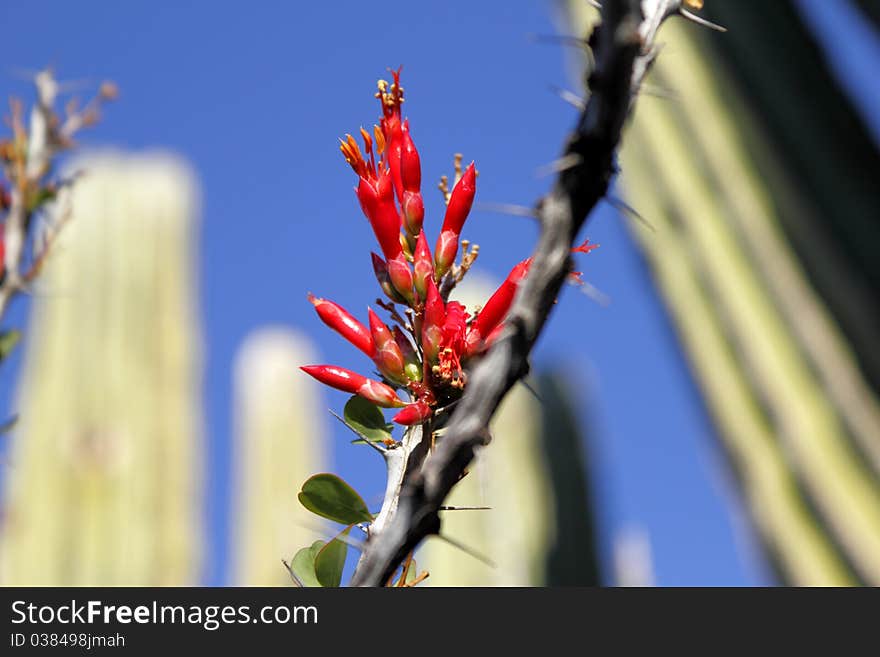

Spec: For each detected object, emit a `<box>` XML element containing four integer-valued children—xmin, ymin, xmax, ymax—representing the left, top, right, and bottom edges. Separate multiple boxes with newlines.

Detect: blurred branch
<box><xmin>350</xmin><ymin>0</ymin><xmax>706</xmax><ymax>587</ymax></box>
<box><xmin>0</xmin><ymin>69</ymin><xmax>114</xmax><ymax>322</ymax></box>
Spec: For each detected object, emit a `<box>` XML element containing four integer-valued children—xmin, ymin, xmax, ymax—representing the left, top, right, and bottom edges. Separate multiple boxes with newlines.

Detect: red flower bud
<box><xmin>300</xmin><ymin>365</ymin><xmax>404</xmax><ymax>408</ymax></box>
<box><xmin>441</xmin><ymin>162</ymin><xmax>476</xmax><ymax>236</ymax></box>
<box><xmin>400</xmin><ymin>126</ymin><xmax>421</xmax><ymax>193</ymax></box>
<box><xmin>393</xmin><ymin>326</ymin><xmax>422</xmax><ymax>382</ymax></box>
<box><xmin>433</xmin><ymin>163</ymin><xmax>476</xmax><ymax>278</ymax></box>
<box><xmin>368</xmin><ymin>308</ymin><xmax>407</xmax><ymax>383</ymax></box>
<box><xmin>371</xmin><ymin>252</ymin><xmax>407</xmax><ymax>303</ymax></box>
<box><xmin>433</xmin><ymin>230</ymin><xmax>459</xmax><ymax>279</ymax></box>
<box><xmin>384</xmin><ymin>116</ymin><xmax>405</xmax><ymax>204</ymax></box>
<box><xmin>412</xmin><ymin>230</ymin><xmax>433</xmax><ymax>300</ymax></box>
<box><xmin>422</xmin><ymin>276</ymin><xmax>445</xmax><ymax>364</ymax></box>
<box><xmin>466</xmin><ymin>258</ymin><xmax>531</xmax><ymax>355</ymax></box>
<box><xmin>402</xmin><ymin>190</ymin><xmax>424</xmax><ymax>236</ymax></box>
<box><xmin>356</xmin><ymin>173</ymin><xmax>402</xmax><ymax>261</ymax></box>
<box><xmin>393</xmin><ymin>400</ymin><xmax>432</xmax><ymax>426</ymax></box>
<box><xmin>308</xmin><ymin>294</ymin><xmax>375</xmax><ymax>358</ymax></box>
<box><xmin>387</xmin><ymin>254</ymin><xmax>415</xmax><ymax>305</ymax></box>
<box><xmin>368</xmin><ymin>307</ymin><xmax>394</xmax><ymax>350</ymax></box>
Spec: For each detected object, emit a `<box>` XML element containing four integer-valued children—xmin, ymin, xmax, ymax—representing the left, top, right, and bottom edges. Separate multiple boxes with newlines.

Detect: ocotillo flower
<box><xmin>421</xmin><ymin>275</ymin><xmax>445</xmax><ymax>366</ymax></box>
<box><xmin>393</xmin><ymin>400</ymin><xmax>432</xmax><ymax>426</ymax></box>
<box><xmin>435</xmin><ymin>300</ymin><xmax>470</xmax><ymax>388</ymax></box>
<box><xmin>368</xmin><ymin>308</ymin><xmax>407</xmax><ymax>384</ymax></box>
<box><xmin>341</xmin><ymin>131</ymin><xmax>402</xmax><ymax>262</ymax></box>
<box><xmin>434</xmin><ymin>162</ymin><xmax>476</xmax><ymax>278</ymax></box>
<box><xmin>465</xmin><ymin>258</ymin><xmax>531</xmax><ymax>356</ymax></box>
<box><xmin>371</xmin><ymin>252</ymin><xmax>406</xmax><ymax>304</ymax></box>
<box><xmin>300</xmin><ymin>365</ymin><xmax>405</xmax><ymax>408</ymax></box>
<box><xmin>305</xmin><ymin>69</ymin><xmax>597</xmax><ymax>431</ymax></box>
<box><xmin>308</xmin><ymin>294</ymin><xmax>375</xmax><ymax>358</ymax></box>
<box><xmin>386</xmin><ymin>254</ymin><xmax>415</xmax><ymax>305</ymax></box>
<box><xmin>412</xmin><ymin>230</ymin><xmax>433</xmax><ymax>301</ymax></box>
<box><xmin>399</xmin><ymin>124</ymin><xmax>424</xmax><ymax>237</ymax></box>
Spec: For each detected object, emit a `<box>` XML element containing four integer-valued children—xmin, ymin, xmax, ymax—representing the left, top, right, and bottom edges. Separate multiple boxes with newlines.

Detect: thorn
<box><xmin>328</xmin><ymin>410</ymin><xmax>388</xmax><ymax>455</ymax></box>
<box><xmin>439</xmin><ymin>505</ymin><xmax>492</xmax><ymax>511</ymax></box>
<box><xmin>282</xmin><ymin>559</ymin><xmax>305</xmax><ymax>587</ymax></box>
<box><xmin>679</xmin><ymin>9</ymin><xmax>728</xmax><ymax>32</ymax></box>
<box><xmin>475</xmin><ymin>202</ymin><xmax>536</xmax><ymax>219</ymax></box>
<box><xmin>603</xmin><ymin>195</ymin><xmax>655</xmax><ymax>232</ymax></box>
<box><xmin>520</xmin><ymin>379</ymin><xmax>544</xmax><ymax>403</ymax></box>
<box><xmin>436</xmin><ymin>534</ymin><xmax>497</xmax><ymax>568</ymax></box>
<box><xmin>526</xmin><ymin>33</ymin><xmax>588</xmax><ymax>49</ymax></box>
<box><xmin>433</xmin><ymin>399</ymin><xmax>461</xmax><ymax>417</ymax></box>
<box><xmin>535</xmin><ymin>153</ymin><xmax>582</xmax><ymax>178</ymax></box>
<box><xmin>548</xmin><ymin>84</ymin><xmax>586</xmax><ymax>111</ymax></box>
<box><xmin>578</xmin><ymin>280</ymin><xmax>612</xmax><ymax>307</ymax></box>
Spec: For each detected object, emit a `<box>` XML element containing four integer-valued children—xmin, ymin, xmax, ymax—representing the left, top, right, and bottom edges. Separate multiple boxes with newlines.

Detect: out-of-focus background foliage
<box><xmin>0</xmin><ymin>0</ymin><xmax>878</xmax><ymax>585</ymax></box>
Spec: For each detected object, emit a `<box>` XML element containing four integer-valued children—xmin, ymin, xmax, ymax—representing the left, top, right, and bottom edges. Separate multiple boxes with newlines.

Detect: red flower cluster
<box><xmin>301</xmin><ymin>70</ymin><xmax>596</xmax><ymax>426</ymax></box>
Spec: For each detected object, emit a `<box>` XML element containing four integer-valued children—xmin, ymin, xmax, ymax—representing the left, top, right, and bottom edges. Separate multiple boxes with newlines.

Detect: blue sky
<box><xmin>1</xmin><ymin>1</ymin><xmax>876</xmax><ymax>586</ymax></box>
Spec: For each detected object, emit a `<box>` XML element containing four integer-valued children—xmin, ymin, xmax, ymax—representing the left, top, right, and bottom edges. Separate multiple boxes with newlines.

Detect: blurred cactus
<box><xmin>0</xmin><ymin>153</ymin><xmax>203</xmax><ymax>585</ymax></box>
<box><xmin>613</xmin><ymin>528</ymin><xmax>655</xmax><ymax>588</ymax></box>
<box><xmin>419</xmin><ymin>279</ymin><xmax>600</xmax><ymax>585</ymax></box>
<box><xmin>562</xmin><ymin>2</ymin><xmax>880</xmax><ymax>585</ymax></box>
<box><xmin>231</xmin><ymin>328</ymin><xmax>329</xmax><ymax>586</ymax></box>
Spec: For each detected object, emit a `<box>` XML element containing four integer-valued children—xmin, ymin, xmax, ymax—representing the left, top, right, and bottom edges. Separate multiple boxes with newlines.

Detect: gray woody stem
<box><xmin>351</xmin><ymin>0</ymin><xmax>699</xmax><ymax>586</ymax></box>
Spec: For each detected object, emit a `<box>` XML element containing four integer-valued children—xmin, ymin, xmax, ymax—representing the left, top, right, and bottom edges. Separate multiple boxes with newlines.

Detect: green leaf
<box><xmin>298</xmin><ymin>473</ymin><xmax>373</xmax><ymax>525</ymax></box>
<box><xmin>289</xmin><ymin>541</ymin><xmax>324</xmax><ymax>587</ymax></box>
<box><xmin>315</xmin><ymin>530</ymin><xmax>349</xmax><ymax>587</ymax></box>
<box><xmin>343</xmin><ymin>396</ymin><xmax>392</xmax><ymax>443</ymax></box>
<box><xmin>0</xmin><ymin>330</ymin><xmax>21</xmax><ymax>362</ymax></box>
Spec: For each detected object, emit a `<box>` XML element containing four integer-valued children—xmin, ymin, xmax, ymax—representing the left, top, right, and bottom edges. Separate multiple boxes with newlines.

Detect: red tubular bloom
<box><xmin>402</xmin><ymin>191</ymin><xmax>424</xmax><ymax>237</ymax></box>
<box><xmin>435</xmin><ymin>301</ymin><xmax>469</xmax><ymax>387</ymax></box>
<box><xmin>300</xmin><ymin>365</ymin><xmax>405</xmax><ymax>408</ymax></box>
<box><xmin>384</xmin><ymin>120</ymin><xmax>404</xmax><ymax>203</ymax></box>
<box><xmin>368</xmin><ymin>308</ymin><xmax>406</xmax><ymax>383</ymax></box>
<box><xmin>433</xmin><ymin>230</ymin><xmax>458</xmax><ymax>280</ymax></box>
<box><xmin>434</xmin><ymin>162</ymin><xmax>477</xmax><ymax>277</ymax></box>
<box><xmin>356</xmin><ymin>174</ymin><xmax>403</xmax><ymax>261</ymax></box>
<box><xmin>422</xmin><ymin>276</ymin><xmax>445</xmax><ymax>364</ymax></box>
<box><xmin>465</xmin><ymin>258</ymin><xmax>531</xmax><ymax>355</ymax></box>
<box><xmin>400</xmin><ymin>125</ymin><xmax>421</xmax><ymax>192</ymax></box>
<box><xmin>399</xmin><ymin>126</ymin><xmax>424</xmax><ymax>235</ymax></box>
<box><xmin>441</xmin><ymin>162</ymin><xmax>476</xmax><ymax>235</ymax></box>
<box><xmin>393</xmin><ymin>400</ymin><xmax>432</xmax><ymax>426</ymax></box>
<box><xmin>386</xmin><ymin>255</ymin><xmax>415</xmax><ymax>304</ymax></box>
<box><xmin>412</xmin><ymin>230</ymin><xmax>433</xmax><ymax>300</ymax></box>
<box><xmin>309</xmin><ymin>294</ymin><xmax>375</xmax><ymax>358</ymax></box>
<box><xmin>378</xmin><ymin>68</ymin><xmax>406</xmax><ymax>204</ymax></box>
